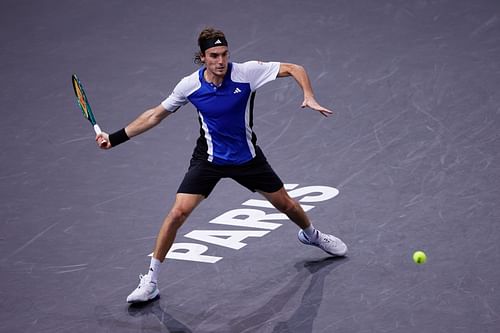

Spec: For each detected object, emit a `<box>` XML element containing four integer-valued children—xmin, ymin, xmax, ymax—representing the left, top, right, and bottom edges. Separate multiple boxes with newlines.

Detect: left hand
<box><xmin>301</xmin><ymin>96</ymin><xmax>333</xmax><ymax>117</ymax></box>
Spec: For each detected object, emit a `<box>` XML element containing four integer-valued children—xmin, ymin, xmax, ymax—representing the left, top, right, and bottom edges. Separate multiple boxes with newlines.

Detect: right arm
<box><xmin>97</xmin><ymin>74</ymin><xmax>191</xmax><ymax>149</ymax></box>
<box><xmin>96</xmin><ymin>104</ymin><xmax>172</xmax><ymax>149</ymax></box>
<box><xmin>125</xmin><ymin>104</ymin><xmax>172</xmax><ymax>138</ymax></box>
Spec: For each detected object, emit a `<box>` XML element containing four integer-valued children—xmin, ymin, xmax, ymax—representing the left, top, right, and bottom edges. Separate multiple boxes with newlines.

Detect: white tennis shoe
<box><xmin>126</xmin><ymin>274</ymin><xmax>159</xmax><ymax>303</ymax></box>
<box><xmin>298</xmin><ymin>230</ymin><xmax>348</xmax><ymax>256</ymax></box>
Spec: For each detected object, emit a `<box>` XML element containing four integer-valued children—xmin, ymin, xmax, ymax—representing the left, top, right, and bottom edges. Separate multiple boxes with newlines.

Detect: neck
<box><xmin>204</xmin><ymin>69</ymin><xmax>224</xmax><ymax>86</ymax></box>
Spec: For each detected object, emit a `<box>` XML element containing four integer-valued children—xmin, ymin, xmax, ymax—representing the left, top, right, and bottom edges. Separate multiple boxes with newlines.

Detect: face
<box><xmin>201</xmin><ymin>46</ymin><xmax>229</xmax><ymax>78</ymax></box>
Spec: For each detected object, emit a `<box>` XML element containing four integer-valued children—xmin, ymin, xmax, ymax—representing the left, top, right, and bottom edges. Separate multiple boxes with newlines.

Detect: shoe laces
<box><xmin>137</xmin><ymin>274</ymin><xmax>153</xmax><ymax>289</ymax></box>
<box><xmin>321</xmin><ymin>234</ymin><xmax>338</xmax><ymax>247</ymax></box>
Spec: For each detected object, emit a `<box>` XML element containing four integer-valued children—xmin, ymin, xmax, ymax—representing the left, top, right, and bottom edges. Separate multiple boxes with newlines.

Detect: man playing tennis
<box><xmin>97</xmin><ymin>27</ymin><xmax>347</xmax><ymax>303</ymax></box>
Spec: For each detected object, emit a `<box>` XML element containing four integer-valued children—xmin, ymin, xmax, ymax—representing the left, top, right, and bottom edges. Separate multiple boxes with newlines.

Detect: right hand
<box><xmin>96</xmin><ymin>132</ymin><xmax>111</xmax><ymax>149</ymax></box>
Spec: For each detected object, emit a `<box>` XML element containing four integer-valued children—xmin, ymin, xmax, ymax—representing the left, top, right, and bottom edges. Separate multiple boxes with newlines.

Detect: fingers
<box><xmin>98</xmin><ymin>138</ymin><xmax>108</xmax><ymax>148</ymax></box>
<box><xmin>96</xmin><ymin>133</ymin><xmax>110</xmax><ymax>149</ymax></box>
<box><xmin>302</xmin><ymin>100</ymin><xmax>333</xmax><ymax>117</ymax></box>
<box><xmin>319</xmin><ymin>108</ymin><xmax>333</xmax><ymax>117</ymax></box>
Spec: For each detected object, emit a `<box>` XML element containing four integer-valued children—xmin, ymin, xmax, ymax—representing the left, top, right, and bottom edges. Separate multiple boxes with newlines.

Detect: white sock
<box><xmin>303</xmin><ymin>225</ymin><xmax>318</xmax><ymax>241</ymax></box>
<box><xmin>148</xmin><ymin>257</ymin><xmax>161</xmax><ymax>283</ymax></box>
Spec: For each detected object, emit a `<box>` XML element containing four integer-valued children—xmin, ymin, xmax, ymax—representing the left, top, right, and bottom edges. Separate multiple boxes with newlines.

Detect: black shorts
<box><xmin>177</xmin><ymin>147</ymin><xmax>284</xmax><ymax>197</ymax></box>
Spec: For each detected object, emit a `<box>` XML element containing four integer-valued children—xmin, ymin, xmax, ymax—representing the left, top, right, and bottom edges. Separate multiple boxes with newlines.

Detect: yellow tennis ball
<box><xmin>413</xmin><ymin>251</ymin><xmax>427</xmax><ymax>264</ymax></box>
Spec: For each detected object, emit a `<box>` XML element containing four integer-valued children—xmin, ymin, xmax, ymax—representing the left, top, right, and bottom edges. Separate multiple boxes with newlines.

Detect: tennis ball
<box><xmin>413</xmin><ymin>251</ymin><xmax>427</xmax><ymax>264</ymax></box>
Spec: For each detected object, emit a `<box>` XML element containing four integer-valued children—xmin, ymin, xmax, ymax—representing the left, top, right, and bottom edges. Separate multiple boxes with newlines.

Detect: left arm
<box><xmin>277</xmin><ymin>63</ymin><xmax>333</xmax><ymax>117</ymax></box>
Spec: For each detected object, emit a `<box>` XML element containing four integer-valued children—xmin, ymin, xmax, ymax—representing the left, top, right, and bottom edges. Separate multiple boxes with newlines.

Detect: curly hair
<box><xmin>194</xmin><ymin>27</ymin><xmax>227</xmax><ymax>65</ymax></box>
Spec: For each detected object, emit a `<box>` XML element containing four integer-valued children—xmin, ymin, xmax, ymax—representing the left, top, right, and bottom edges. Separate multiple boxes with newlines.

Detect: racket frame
<box><xmin>71</xmin><ymin>74</ymin><xmax>103</xmax><ymax>135</ymax></box>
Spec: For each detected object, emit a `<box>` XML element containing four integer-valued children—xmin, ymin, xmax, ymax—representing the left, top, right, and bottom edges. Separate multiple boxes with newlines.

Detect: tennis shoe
<box><xmin>126</xmin><ymin>273</ymin><xmax>159</xmax><ymax>303</ymax></box>
<box><xmin>298</xmin><ymin>230</ymin><xmax>347</xmax><ymax>256</ymax></box>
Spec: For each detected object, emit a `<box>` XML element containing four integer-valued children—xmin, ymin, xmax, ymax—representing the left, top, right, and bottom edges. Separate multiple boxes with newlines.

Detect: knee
<box><xmin>273</xmin><ymin>197</ymin><xmax>299</xmax><ymax>215</ymax></box>
<box><xmin>168</xmin><ymin>207</ymin><xmax>190</xmax><ymax>228</ymax></box>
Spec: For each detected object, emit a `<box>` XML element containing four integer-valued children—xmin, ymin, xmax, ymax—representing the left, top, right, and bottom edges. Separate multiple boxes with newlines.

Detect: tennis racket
<box><xmin>71</xmin><ymin>74</ymin><xmax>107</xmax><ymax>146</ymax></box>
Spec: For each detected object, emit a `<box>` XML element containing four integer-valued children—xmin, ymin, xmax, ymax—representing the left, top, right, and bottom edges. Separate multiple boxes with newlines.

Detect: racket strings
<box><xmin>73</xmin><ymin>79</ymin><xmax>90</xmax><ymax>119</ymax></box>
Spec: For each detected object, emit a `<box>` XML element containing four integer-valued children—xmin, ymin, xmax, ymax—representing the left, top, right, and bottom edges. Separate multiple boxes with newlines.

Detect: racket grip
<box><xmin>93</xmin><ymin>124</ymin><xmax>102</xmax><ymax>135</ymax></box>
<box><xmin>94</xmin><ymin>124</ymin><xmax>108</xmax><ymax>146</ymax></box>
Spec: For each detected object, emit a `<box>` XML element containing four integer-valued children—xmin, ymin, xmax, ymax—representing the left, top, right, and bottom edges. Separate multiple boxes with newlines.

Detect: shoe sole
<box><xmin>127</xmin><ymin>288</ymin><xmax>160</xmax><ymax>303</ymax></box>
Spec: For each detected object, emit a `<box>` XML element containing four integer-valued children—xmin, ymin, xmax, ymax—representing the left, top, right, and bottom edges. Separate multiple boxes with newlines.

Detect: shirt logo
<box><xmin>214</xmin><ymin>39</ymin><xmax>222</xmax><ymax>45</ymax></box>
<box><xmin>233</xmin><ymin>88</ymin><xmax>242</xmax><ymax>94</ymax></box>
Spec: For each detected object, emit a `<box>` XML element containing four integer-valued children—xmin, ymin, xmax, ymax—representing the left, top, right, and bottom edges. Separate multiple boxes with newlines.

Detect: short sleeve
<box><xmin>233</xmin><ymin>61</ymin><xmax>280</xmax><ymax>91</ymax></box>
<box><xmin>161</xmin><ymin>72</ymin><xmax>200</xmax><ymax>112</ymax></box>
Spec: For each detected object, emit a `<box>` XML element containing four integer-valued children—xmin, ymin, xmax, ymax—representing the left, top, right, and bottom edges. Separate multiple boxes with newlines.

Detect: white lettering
<box><xmin>288</xmin><ymin>186</ymin><xmax>339</xmax><ymax>203</ymax></box>
<box><xmin>241</xmin><ymin>199</ymin><xmax>314</xmax><ymax>211</ymax></box>
<box><xmin>151</xmin><ymin>243</ymin><xmax>222</xmax><ymax>264</ymax></box>
<box><xmin>159</xmin><ymin>183</ymin><xmax>340</xmax><ymax>263</ymax></box>
<box><xmin>184</xmin><ymin>230</ymin><xmax>269</xmax><ymax>249</ymax></box>
<box><xmin>210</xmin><ymin>209</ymin><xmax>284</xmax><ymax>230</ymax></box>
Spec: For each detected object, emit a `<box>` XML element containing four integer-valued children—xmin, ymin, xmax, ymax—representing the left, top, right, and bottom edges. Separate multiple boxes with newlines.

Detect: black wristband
<box><xmin>108</xmin><ymin>128</ymin><xmax>130</xmax><ymax>147</ymax></box>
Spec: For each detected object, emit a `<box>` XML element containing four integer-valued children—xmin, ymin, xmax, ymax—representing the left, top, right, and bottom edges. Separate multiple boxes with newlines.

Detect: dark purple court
<box><xmin>1</xmin><ymin>0</ymin><xmax>499</xmax><ymax>332</ymax></box>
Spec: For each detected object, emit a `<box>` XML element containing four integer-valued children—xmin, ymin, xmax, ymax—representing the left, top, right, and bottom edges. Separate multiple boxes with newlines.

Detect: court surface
<box><xmin>1</xmin><ymin>0</ymin><xmax>499</xmax><ymax>332</ymax></box>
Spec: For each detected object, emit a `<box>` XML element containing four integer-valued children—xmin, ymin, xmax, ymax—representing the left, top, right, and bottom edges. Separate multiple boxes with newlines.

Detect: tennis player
<box><xmin>97</xmin><ymin>27</ymin><xmax>347</xmax><ymax>303</ymax></box>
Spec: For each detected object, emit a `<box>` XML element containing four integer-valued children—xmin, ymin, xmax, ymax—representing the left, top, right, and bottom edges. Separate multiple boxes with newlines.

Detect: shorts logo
<box><xmin>233</xmin><ymin>88</ymin><xmax>242</xmax><ymax>94</ymax></box>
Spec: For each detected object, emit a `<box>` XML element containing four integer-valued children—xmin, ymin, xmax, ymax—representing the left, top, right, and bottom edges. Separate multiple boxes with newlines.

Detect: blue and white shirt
<box><xmin>161</xmin><ymin>61</ymin><xmax>280</xmax><ymax>165</ymax></box>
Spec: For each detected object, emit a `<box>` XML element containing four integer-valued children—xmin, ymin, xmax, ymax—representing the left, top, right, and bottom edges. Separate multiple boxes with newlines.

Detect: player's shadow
<box><xmin>93</xmin><ymin>299</ymin><xmax>191</xmax><ymax>332</ymax></box>
<box><xmin>127</xmin><ymin>297</ymin><xmax>193</xmax><ymax>333</ymax></box>
<box><xmin>270</xmin><ymin>256</ymin><xmax>348</xmax><ymax>332</ymax></box>
<box><xmin>226</xmin><ymin>256</ymin><xmax>348</xmax><ymax>333</ymax></box>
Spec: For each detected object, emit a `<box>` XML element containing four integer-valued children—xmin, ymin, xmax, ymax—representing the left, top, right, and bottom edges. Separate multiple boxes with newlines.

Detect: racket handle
<box><xmin>94</xmin><ymin>124</ymin><xmax>108</xmax><ymax>146</ymax></box>
<box><xmin>93</xmin><ymin>124</ymin><xmax>102</xmax><ymax>135</ymax></box>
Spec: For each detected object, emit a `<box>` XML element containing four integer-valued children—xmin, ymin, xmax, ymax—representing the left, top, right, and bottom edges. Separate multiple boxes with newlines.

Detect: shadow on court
<box><xmin>128</xmin><ymin>298</ymin><xmax>193</xmax><ymax>333</ymax></box>
<box><xmin>116</xmin><ymin>257</ymin><xmax>348</xmax><ymax>333</ymax></box>
<box><xmin>223</xmin><ymin>257</ymin><xmax>349</xmax><ymax>333</ymax></box>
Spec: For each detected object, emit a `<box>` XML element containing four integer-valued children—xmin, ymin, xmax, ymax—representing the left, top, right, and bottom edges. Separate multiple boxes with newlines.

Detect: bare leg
<box><xmin>258</xmin><ymin>187</ymin><xmax>310</xmax><ymax>229</ymax></box>
<box><xmin>259</xmin><ymin>186</ymin><xmax>347</xmax><ymax>256</ymax></box>
<box><xmin>153</xmin><ymin>193</ymin><xmax>205</xmax><ymax>262</ymax></box>
<box><xmin>126</xmin><ymin>193</ymin><xmax>205</xmax><ymax>303</ymax></box>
